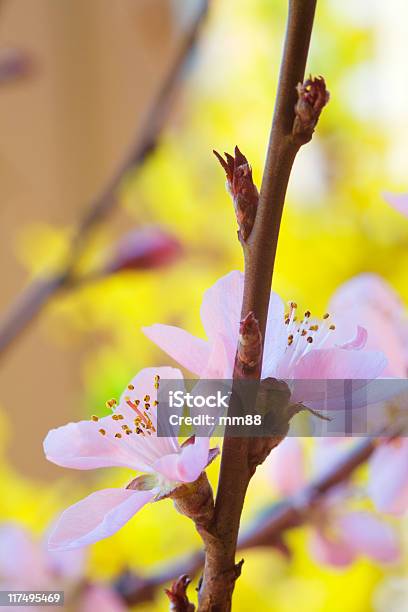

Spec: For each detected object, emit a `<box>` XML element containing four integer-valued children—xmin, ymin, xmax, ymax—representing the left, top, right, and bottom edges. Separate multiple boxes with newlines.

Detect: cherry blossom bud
<box><xmin>213</xmin><ymin>146</ymin><xmax>259</xmax><ymax>241</ymax></box>
<box><xmin>237</xmin><ymin>311</ymin><xmax>262</xmax><ymax>372</ymax></box>
<box><xmin>293</xmin><ymin>76</ymin><xmax>329</xmax><ymax>144</ymax></box>
<box><xmin>103</xmin><ymin>227</ymin><xmax>182</xmax><ymax>274</ymax></box>
<box><xmin>165</xmin><ymin>575</ymin><xmax>195</xmax><ymax>612</ymax></box>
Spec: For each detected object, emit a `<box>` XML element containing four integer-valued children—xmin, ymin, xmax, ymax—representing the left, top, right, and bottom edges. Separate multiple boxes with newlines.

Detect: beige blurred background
<box><xmin>0</xmin><ymin>0</ymin><xmax>194</xmax><ymax>478</ymax></box>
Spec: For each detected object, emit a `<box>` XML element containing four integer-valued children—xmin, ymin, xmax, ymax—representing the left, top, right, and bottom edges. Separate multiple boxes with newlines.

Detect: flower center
<box><xmin>284</xmin><ymin>303</ymin><xmax>336</xmax><ymax>368</ymax></box>
<box><xmin>93</xmin><ymin>374</ymin><xmax>160</xmax><ymax>439</ymax></box>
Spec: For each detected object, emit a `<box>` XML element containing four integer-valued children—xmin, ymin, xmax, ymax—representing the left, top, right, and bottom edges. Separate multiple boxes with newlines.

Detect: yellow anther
<box><xmin>91</xmin><ymin>415</ymin><xmax>99</xmax><ymax>422</ymax></box>
<box><xmin>99</xmin><ymin>428</ymin><xmax>106</xmax><ymax>436</ymax></box>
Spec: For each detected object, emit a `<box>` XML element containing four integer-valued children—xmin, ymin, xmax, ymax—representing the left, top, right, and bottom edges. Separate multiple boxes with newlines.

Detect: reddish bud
<box><xmin>293</xmin><ymin>76</ymin><xmax>329</xmax><ymax>144</ymax></box>
<box><xmin>237</xmin><ymin>311</ymin><xmax>262</xmax><ymax>371</ymax></box>
<box><xmin>213</xmin><ymin>146</ymin><xmax>259</xmax><ymax>241</ymax></box>
<box><xmin>165</xmin><ymin>575</ymin><xmax>195</xmax><ymax>612</ymax></box>
<box><xmin>104</xmin><ymin>227</ymin><xmax>182</xmax><ymax>274</ymax></box>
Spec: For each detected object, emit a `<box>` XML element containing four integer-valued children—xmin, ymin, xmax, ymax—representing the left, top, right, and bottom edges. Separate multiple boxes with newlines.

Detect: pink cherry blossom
<box><xmin>143</xmin><ymin>271</ymin><xmax>388</xmax><ymax>409</ymax></box>
<box><xmin>44</xmin><ymin>367</ymin><xmax>213</xmax><ymax>551</ymax></box>
<box><xmin>266</xmin><ymin>438</ymin><xmax>400</xmax><ymax>567</ymax></box>
<box><xmin>367</xmin><ymin>439</ymin><xmax>408</xmax><ymax>515</ymax></box>
<box><xmin>330</xmin><ymin>273</ymin><xmax>408</xmax><ymax>377</ymax></box>
<box><xmin>0</xmin><ymin>523</ymin><xmax>125</xmax><ymax>611</ymax></box>
<box><xmin>383</xmin><ymin>192</ymin><xmax>408</xmax><ymax>218</ymax></box>
<box><xmin>331</xmin><ymin>274</ymin><xmax>408</xmax><ymax>513</ymax></box>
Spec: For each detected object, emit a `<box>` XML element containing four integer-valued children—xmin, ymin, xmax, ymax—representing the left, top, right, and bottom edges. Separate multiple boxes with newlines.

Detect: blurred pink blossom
<box><xmin>104</xmin><ymin>226</ymin><xmax>182</xmax><ymax>274</ymax></box>
<box><xmin>44</xmin><ymin>367</ymin><xmax>212</xmax><ymax>551</ymax></box>
<box><xmin>331</xmin><ymin>274</ymin><xmax>408</xmax><ymax>513</ymax></box>
<box><xmin>383</xmin><ymin>192</ymin><xmax>408</xmax><ymax>218</ymax></box>
<box><xmin>330</xmin><ymin>273</ymin><xmax>408</xmax><ymax>377</ymax></box>
<box><xmin>267</xmin><ymin>438</ymin><xmax>400</xmax><ymax>567</ymax></box>
<box><xmin>0</xmin><ymin>523</ymin><xmax>125</xmax><ymax>611</ymax></box>
<box><xmin>367</xmin><ymin>439</ymin><xmax>408</xmax><ymax>515</ymax></box>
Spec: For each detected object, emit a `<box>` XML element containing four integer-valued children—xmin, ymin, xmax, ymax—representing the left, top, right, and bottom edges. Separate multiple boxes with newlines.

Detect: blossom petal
<box><xmin>153</xmin><ymin>437</ymin><xmax>210</xmax><ymax>483</ymax></box>
<box><xmin>48</xmin><ymin>489</ymin><xmax>155</xmax><ymax>551</ymax></box>
<box><xmin>44</xmin><ymin>419</ymin><xmax>153</xmax><ymax>472</ymax></box>
<box><xmin>262</xmin><ymin>292</ymin><xmax>287</xmax><ymax>378</ymax></box>
<box><xmin>368</xmin><ymin>440</ymin><xmax>408</xmax><ymax>515</ymax></box>
<box><xmin>330</xmin><ymin>274</ymin><xmax>408</xmax><ymax>377</ymax></box>
<box><xmin>200</xmin><ymin>271</ymin><xmax>244</xmax><ymax>344</ymax></box>
<box><xmin>82</xmin><ymin>585</ymin><xmax>126</xmax><ymax>612</ymax></box>
<box><xmin>338</xmin><ymin>326</ymin><xmax>368</xmax><ymax>350</ymax></box>
<box><xmin>339</xmin><ymin>512</ymin><xmax>400</xmax><ymax>563</ymax></box>
<box><xmin>266</xmin><ymin>437</ymin><xmax>306</xmax><ymax>495</ymax></box>
<box><xmin>293</xmin><ymin>347</ymin><xmax>387</xmax><ymax>380</ymax></box>
<box><xmin>142</xmin><ymin>324</ymin><xmax>210</xmax><ymax>376</ymax></box>
<box><xmin>383</xmin><ymin>192</ymin><xmax>408</xmax><ymax>218</ymax></box>
<box><xmin>310</xmin><ymin>528</ymin><xmax>356</xmax><ymax>567</ymax></box>
<box><xmin>0</xmin><ymin>524</ymin><xmax>46</xmax><ymax>581</ymax></box>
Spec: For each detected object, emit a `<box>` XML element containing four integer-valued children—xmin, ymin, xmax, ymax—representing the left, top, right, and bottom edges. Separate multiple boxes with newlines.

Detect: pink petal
<box><xmin>310</xmin><ymin>528</ymin><xmax>356</xmax><ymax>567</ymax></box>
<box><xmin>262</xmin><ymin>292</ymin><xmax>287</xmax><ymax>378</ymax></box>
<box><xmin>200</xmin><ymin>333</ymin><xmax>234</xmax><ymax>379</ymax></box>
<box><xmin>81</xmin><ymin>585</ymin><xmax>126</xmax><ymax>612</ymax></box>
<box><xmin>0</xmin><ymin>524</ymin><xmax>46</xmax><ymax>581</ymax></box>
<box><xmin>200</xmin><ymin>271</ymin><xmax>244</xmax><ymax>344</ymax></box>
<box><xmin>330</xmin><ymin>274</ymin><xmax>407</xmax><ymax>377</ymax></box>
<box><xmin>339</xmin><ymin>512</ymin><xmax>400</xmax><ymax>563</ymax></box>
<box><xmin>266</xmin><ymin>437</ymin><xmax>306</xmax><ymax>495</ymax></box>
<box><xmin>383</xmin><ymin>192</ymin><xmax>408</xmax><ymax>218</ymax></box>
<box><xmin>293</xmin><ymin>347</ymin><xmax>387</xmax><ymax>380</ymax></box>
<box><xmin>48</xmin><ymin>489</ymin><xmax>155</xmax><ymax>551</ymax></box>
<box><xmin>45</xmin><ymin>532</ymin><xmax>86</xmax><ymax>580</ymax></box>
<box><xmin>330</xmin><ymin>273</ymin><xmax>404</xmax><ymax>317</ymax></box>
<box><xmin>338</xmin><ymin>326</ymin><xmax>368</xmax><ymax>350</ymax></box>
<box><xmin>142</xmin><ymin>324</ymin><xmax>210</xmax><ymax>376</ymax></box>
<box><xmin>368</xmin><ymin>440</ymin><xmax>408</xmax><ymax>515</ymax></box>
<box><xmin>44</xmin><ymin>419</ymin><xmax>154</xmax><ymax>472</ymax></box>
<box><xmin>153</xmin><ymin>437</ymin><xmax>210</xmax><ymax>483</ymax></box>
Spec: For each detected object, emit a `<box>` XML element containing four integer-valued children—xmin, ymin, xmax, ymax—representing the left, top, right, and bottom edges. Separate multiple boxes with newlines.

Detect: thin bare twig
<box><xmin>0</xmin><ymin>1</ymin><xmax>208</xmax><ymax>358</ymax></box>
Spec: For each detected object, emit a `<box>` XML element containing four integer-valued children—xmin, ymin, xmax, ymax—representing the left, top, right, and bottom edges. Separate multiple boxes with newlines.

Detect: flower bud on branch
<box><xmin>165</xmin><ymin>575</ymin><xmax>195</xmax><ymax>612</ymax></box>
<box><xmin>237</xmin><ymin>311</ymin><xmax>262</xmax><ymax>372</ymax></box>
<box><xmin>293</xmin><ymin>76</ymin><xmax>329</xmax><ymax>144</ymax></box>
<box><xmin>102</xmin><ymin>226</ymin><xmax>182</xmax><ymax>274</ymax></box>
<box><xmin>213</xmin><ymin>146</ymin><xmax>259</xmax><ymax>241</ymax></box>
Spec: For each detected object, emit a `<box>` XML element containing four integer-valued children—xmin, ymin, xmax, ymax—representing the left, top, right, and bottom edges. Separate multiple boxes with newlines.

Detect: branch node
<box><xmin>237</xmin><ymin>311</ymin><xmax>262</xmax><ymax>372</ymax></box>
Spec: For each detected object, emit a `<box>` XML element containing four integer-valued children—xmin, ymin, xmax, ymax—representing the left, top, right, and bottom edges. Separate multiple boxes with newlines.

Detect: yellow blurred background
<box><xmin>0</xmin><ymin>0</ymin><xmax>408</xmax><ymax>610</ymax></box>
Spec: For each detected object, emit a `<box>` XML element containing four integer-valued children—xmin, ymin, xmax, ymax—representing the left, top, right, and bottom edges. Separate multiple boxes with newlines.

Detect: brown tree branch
<box><xmin>0</xmin><ymin>1</ymin><xmax>208</xmax><ymax>359</ymax></box>
<box><xmin>197</xmin><ymin>2</ymin><xmax>319</xmax><ymax>609</ymax></box>
<box><xmin>117</xmin><ymin>436</ymin><xmax>378</xmax><ymax>606</ymax></box>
